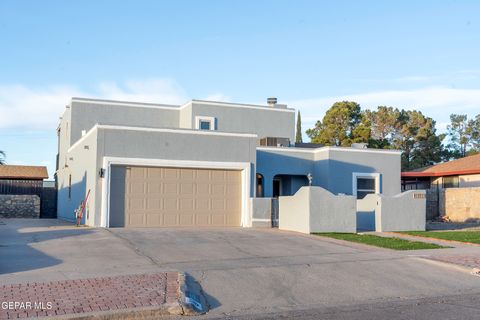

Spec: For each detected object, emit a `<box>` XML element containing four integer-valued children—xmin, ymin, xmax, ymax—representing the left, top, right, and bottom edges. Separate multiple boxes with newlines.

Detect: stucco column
<box><xmin>262</xmin><ymin>173</ymin><xmax>274</xmax><ymax>198</ymax></box>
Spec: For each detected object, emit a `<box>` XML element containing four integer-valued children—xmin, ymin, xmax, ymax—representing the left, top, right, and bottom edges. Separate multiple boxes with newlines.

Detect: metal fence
<box><xmin>271</xmin><ymin>198</ymin><xmax>279</xmax><ymax>227</ymax></box>
<box><xmin>0</xmin><ymin>179</ymin><xmax>43</xmax><ymax>195</ymax></box>
<box><xmin>425</xmin><ymin>188</ymin><xmax>440</xmax><ymax>220</ymax></box>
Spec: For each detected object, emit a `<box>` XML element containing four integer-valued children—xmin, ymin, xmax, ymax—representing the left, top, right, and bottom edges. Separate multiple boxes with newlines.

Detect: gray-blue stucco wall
<box><xmin>256</xmin><ymin>148</ymin><xmax>401</xmax><ymax>198</ymax></box>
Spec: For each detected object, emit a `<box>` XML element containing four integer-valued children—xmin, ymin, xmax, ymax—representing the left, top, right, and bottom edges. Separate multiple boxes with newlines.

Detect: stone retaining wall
<box><xmin>440</xmin><ymin>187</ymin><xmax>480</xmax><ymax>222</ymax></box>
<box><xmin>0</xmin><ymin>194</ymin><xmax>40</xmax><ymax>218</ymax></box>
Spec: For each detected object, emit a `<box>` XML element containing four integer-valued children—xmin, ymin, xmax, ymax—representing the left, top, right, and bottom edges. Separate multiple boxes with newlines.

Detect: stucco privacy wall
<box><xmin>57</xmin><ymin>128</ymin><xmax>99</xmax><ymax>224</ymax></box>
<box><xmin>356</xmin><ymin>194</ymin><xmax>378</xmax><ymax>231</ymax></box>
<box><xmin>190</xmin><ymin>101</ymin><xmax>296</xmax><ymax>142</ymax></box>
<box><xmin>250</xmin><ymin>198</ymin><xmax>272</xmax><ymax>227</ymax></box>
<box><xmin>279</xmin><ymin>186</ymin><xmax>357</xmax><ymax>234</ymax></box>
<box><xmin>0</xmin><ymin>195</ymin><xmax>40</xmax><ymax>218</ymax></box>
<box><xmin>440</xmin><ymin>187</ymin><xmax>480</xmax><ymax>222</ymax></box>
<box><xmin>376</xmin><ymin>191</ymin><xmax>426</xmax><ymax>232</ymax></box>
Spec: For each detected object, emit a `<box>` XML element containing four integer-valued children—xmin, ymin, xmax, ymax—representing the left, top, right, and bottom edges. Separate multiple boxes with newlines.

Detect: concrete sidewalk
<box><xmin>369</xmin><ymin>231</ymin><xmax>480</xmax><ymax>272</ymax></box>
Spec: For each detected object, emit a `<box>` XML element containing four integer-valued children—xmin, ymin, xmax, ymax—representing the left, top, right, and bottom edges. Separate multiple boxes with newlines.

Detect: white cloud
<box><xmin>0</xmin><ymin>79</ymin><xmax>188</xmax><ymax>130</ymax></box>
<box><xmin>289</xmin><ymin>86</ymin><xmax>480</xmax><ymax>133</ymax></box>
<box><xmin>96</xmin><ymin>79</ymin><xmax>187</xmax><ymax>105</ymax></box>
<box><xmin>202</xmin><ymin>93</ymin><xmax>232</xmax><ymax>102</ymax></box>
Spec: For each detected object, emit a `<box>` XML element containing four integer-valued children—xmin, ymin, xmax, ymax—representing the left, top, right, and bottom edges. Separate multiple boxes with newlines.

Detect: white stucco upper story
<box><xmin>58</xmin><ymin>97</ymin><xmax>295</xmax><ymax>148</ymax></box>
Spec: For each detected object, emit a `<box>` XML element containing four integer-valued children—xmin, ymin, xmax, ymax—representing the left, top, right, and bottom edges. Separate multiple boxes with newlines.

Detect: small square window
<box><xmin>195</xmin><ymin>116</ymin><xmax>215</xmax><ymax>130</ymax></box>
<box><xmin>199</xmin><ymin>120</ymin><xmax>211</xmax><ymax>130</ymax></box>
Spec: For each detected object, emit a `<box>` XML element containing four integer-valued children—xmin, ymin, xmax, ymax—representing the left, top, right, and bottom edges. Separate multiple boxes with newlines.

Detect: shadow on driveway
<box><xmin>0</xmin><ymin>219</ymin><xmax>94</xmax><ymax>274</ymax></box>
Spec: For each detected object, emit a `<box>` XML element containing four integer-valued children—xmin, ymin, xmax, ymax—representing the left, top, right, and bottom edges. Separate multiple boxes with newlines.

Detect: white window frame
<box><xmin>195</xmin><ymin>116</ymin><xmax>216</xmax><ymax>130</ymax></box>
<box><xmin>352</xmin><ymin>172</ymin><xmax>380</xmax><ymax>198</ymax></box>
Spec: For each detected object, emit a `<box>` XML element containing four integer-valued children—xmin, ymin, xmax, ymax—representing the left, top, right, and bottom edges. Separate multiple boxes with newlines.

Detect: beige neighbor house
<box><xmin>402</xmin><ymin>153</ymin><xmax>480</xmax><ymax>222</ymax></box>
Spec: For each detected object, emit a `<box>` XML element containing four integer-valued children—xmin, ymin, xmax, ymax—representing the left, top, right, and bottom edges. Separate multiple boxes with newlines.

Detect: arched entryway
<box><xmin>256</xmin><ymin>173</ymin><xmax>264</xmax><ymax>197</ymax></box>
<box><xmin>272</xmin><ymin>174</ymin><xmax>309</xmax><ymax>197</ymax></box>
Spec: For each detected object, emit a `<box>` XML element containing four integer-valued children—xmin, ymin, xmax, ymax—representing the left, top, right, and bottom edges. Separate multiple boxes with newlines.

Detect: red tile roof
<box><xmin>402</xmin><ymin>153</ymin><xmax>480</xmax><ymax>177</ymax></box>
<box><xmin>0</xmin><ymin>165</ymin><xmax>49</xmax><ymax>179</ymax></box>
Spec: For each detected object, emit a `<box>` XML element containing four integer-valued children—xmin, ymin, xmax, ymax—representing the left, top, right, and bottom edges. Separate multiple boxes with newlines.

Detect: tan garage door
<box><xmin>115</xmin><ymin>166</ymin><xmax>242</xmax><ymax>227</ymax></box>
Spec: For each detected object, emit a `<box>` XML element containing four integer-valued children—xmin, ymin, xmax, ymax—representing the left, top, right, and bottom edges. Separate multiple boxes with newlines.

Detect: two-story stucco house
<box><xmin>56</xmin><ymin>97</ymin><xmax>401</xmax><ymax>228</ymax></box>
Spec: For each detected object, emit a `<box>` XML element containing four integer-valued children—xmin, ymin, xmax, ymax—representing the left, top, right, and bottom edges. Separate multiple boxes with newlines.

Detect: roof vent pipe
<box><xmin>267</xmin><ymin>97</ymin><xmax>277</xmax><ymax>106</ymax></box>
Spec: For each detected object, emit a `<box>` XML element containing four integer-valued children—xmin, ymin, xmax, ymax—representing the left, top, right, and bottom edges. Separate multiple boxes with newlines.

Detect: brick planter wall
<box><xmin>0</xmin><ymin>194</ymin><xmax>40</xmax><ymax>218</ymax></box>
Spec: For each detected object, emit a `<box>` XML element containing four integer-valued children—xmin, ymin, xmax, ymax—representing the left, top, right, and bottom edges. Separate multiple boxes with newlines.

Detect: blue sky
<box><xmin>1</xmin><ymin>0</ymin><xmax>480</xmax><ymax>177</ymax></box>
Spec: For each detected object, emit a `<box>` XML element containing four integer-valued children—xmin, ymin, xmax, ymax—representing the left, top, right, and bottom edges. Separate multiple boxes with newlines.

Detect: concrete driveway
<box><xmin>1</xmin><ymin>219</ymin><xmax>480</xmax><ymax>318</ymax></box>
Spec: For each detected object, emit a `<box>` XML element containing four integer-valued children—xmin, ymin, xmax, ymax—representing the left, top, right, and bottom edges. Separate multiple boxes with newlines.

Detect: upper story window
<box><xmin>352</xmin><ymin>172</ymin><xmax>380</xmax><ymax>199</ymax></box>
<box><xmin>195</xmin><ymin>116</ymin><xmax>216</xmax><ymax>130</ymax></box>
<box><xmin>442</xmin><ymin>176</ymin><xmax>459</xmax><ymax>188</ymax></box>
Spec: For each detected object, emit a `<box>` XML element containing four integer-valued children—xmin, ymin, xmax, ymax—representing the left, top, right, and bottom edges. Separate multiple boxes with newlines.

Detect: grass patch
<box><xmin>400</xmin><ymin>231</ymin><xmax>480</xmax><ymax>244</ymax></box>
<box><xmin>314</xmin><ymin>233</ymin><xmax>447</xmax><ymax>250</ymax></box>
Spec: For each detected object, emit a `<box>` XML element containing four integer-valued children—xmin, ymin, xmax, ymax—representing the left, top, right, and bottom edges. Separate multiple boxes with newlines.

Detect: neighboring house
<box><xmin>0</xmin><ymin>165</ymin><xmax>48</xmax><ymax>195</ymax></box>
<box><xmin>402</xmin><ymin>154</ymin><xmax>480</xmax><ymax>222</ymax></box>
<box><xmin>56</xmin><ymin>97</ymin><xmax>401</xmax><ymax>228</ymax></box>
<box><xmin>401</xmin><ymin>153</ymin><xmax>480</xmax><ymax>190</ymax></box>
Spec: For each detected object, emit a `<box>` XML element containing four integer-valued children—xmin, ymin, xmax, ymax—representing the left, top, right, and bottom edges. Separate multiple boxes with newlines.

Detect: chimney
<box><xmin>267</xmin><ymin>97</ymin><xmax>277</xmax><ymax>106</ymax></box>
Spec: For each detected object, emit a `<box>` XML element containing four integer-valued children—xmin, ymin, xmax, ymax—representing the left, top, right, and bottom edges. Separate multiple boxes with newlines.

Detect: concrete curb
<box><xmin>177</xmin><ymin>272</ymin><xmax>209</xmax><ymax>316</ymax></box>
<box><xmin>37</xmin><ymin>305</ymin><xmax>179</xmax><ymax>320</ymax></box>
<box><xmin>414</xmin><ymin>257</ymin><xmax>480</xmax><ymax>277</ymax></box>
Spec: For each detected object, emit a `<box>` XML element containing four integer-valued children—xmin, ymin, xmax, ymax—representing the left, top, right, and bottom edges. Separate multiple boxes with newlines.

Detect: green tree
<box><xmin>392</xmin><ymin>110</ymin><xmax>444</xmax><ymax>170</ymax></box>
<box><xmin>306</xmin><ymin>101</ymin><xmax>368</xmax><ymax>146</ymax></box>
<box><xmin>363</xmin><ymin>106</ymin><xmax>401</xmax><ymax>148</ymax></box>
<box><xmin>471</xmin><ymin>114</ymin><xmax>480</xmax><ymax>153</ymax></box>
<box><xmin>0</xmin><ymin>151</ymin><xmax>5</xmax><ymax>165</ymax></box>
<box><xmin>295</xmin><ymin>111</ymin><xmax>303</xmax><ymax>143</ymax></box>
<box><xmin>446</xmin><ymin>114</ymin><xmax>476</xmax><ymax>158</ymax></box>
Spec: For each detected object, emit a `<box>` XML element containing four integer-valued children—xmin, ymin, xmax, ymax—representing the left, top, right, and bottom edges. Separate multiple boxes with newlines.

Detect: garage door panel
<box><xmin>163</xmin><ymin>169</ymin><xmax>179</xmax><ymax>180</ymax></box>
<box><xmin>163</xmin><ymin>183</ymin><xmax>178</xmax><ymax>194</ymax></box>
<box><xmin>147</xmin><ymin>182</ymin><xmax>161</xmax><ymax>194</ymax></box>
<box><xmin>146</xmin><ymin>214</ymin><xmax>161</xmax><ymax>225</ymax></box>
<box><xmin>117</xmin><ymin>166</ymin><xmax>242</xmax><ymax>227</ymax></box>
<box><xmin>146</xmin><ymin>167</ymin><xmax>162</xmax><ymax>178</ymax></box>
<box><xmin>163</xmin><ymin>198</ymin><xmax>178</xmax><ymax>210</ymax></box>
<box><xmin>196</xmin><ymin>184</ymin><xmax>210</xmax><ymax>195</ymax></box>
<box><xmin>211</xmin><ymin>214</ymin><xmax>226</xmax><ymax>225</ymax></box>
<box><xmin>128</xmin><ymin>198</ymin><xmax>145</xmax><ymax>211</ymax></box>
<box><xmin>211</xmin><ymin>184</ymin><xmax>226</xmax><ymax>196</ymax></box>
<box><xmin>195</xmin><ymin>198</ymin><xmax>210</xmax><ymax>210</ymax></box>
<box><xmin>129</xmin><ymin>182</ymin><xmax>145</xmax><ymax>194</ymax></box>
<box><xmin>128</xmin><ymin>213</ymin><xmax>145</xmax><ymax>226</ymax></box>
<box><xmin>180</xmin><ymin>169</ymin><xmax>195</xmax><ymax>180</ymax></box>
<box><xmin>180</xmin><ymin>198</ymin><xmax>194</xmax><ymax>210</ymax></box>
<box><xmin>129</xmin><ymin>167</ymin><xmax>145</xmax><ymax>179</ymax></box>
<box><xmin>179</xmin><ymin>214</ymin><xmax>194</xmax><ymax>225</ymax></box>
<box><xmin>180</xmin><ymin>183</ymin><xmax>194</xmax><ymax>194</ymax></box>
<box><xmin>146</xmin><ymin>198</ymin><xmax>161</xmax><ymax>210</ymax></box>
<box><xmin>163</xmin><ymin>214</ymin><xmax>178</xmax><ymax>226</ymax></box>
<box><xmin>195</xmin><ymin>170</ymin><xmax>210</xmax><ymax>180</ymax></box>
